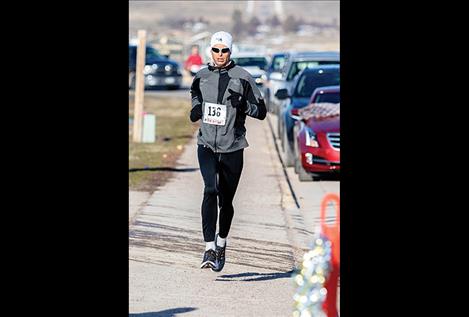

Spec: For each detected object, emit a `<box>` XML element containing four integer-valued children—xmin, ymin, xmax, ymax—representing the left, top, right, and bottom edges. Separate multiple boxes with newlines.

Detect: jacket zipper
<box><xmin>214</xmin><ymin>70</ymin><xmax>220</xmax><ymax>153</ymax></box>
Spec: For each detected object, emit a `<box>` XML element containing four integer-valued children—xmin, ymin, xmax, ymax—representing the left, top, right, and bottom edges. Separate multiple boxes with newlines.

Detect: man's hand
<box><xmin>227</xmin><ymin>88</ymin><xmax>246</xmax><ymax>111</ymax></box>
<box><xmin>190</xmin><ymin>104</ymin><xmax>203</xmax><ymax>122</ymax></box>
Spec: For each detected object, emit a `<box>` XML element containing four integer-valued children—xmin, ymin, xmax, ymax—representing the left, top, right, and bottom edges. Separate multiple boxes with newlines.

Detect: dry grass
<box><xmin>129</xmin><ymin>95</ymin><xmax>199</xmax><ymax>191</ymax></box>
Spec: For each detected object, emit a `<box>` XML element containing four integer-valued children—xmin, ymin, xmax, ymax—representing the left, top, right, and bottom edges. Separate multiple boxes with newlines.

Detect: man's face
<box><xmin>211</xmin><ymin>44</ymin><xmax>231</xmax><ymax>68</ymax></box>
<box><xmin>192</xmin><ymin>47</ymin><xmax>199</xmax><ymax>55</ymax></box>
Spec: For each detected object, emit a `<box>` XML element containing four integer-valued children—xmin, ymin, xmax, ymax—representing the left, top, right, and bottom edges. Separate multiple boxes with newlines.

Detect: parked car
<box><xmin>231</xmin><ymin>52</ymin><xmax>269</xmax><ymax>93</ymax></box>
<box><xmin>292</xmin><ymin>86</ymin><xmax>340</xmax><ymax>181</ymax></box>
<box><xmin>129</xmin><ymin>44</ymin><xmax>182</xmax><ymax>90</ymax></box>
<box><xmin>275</xmin><ymin>65</ymin><xmax>340</xmax><ymax>166</ymax></box>
<box><xmin>262</xmin><ymin>52</ymin><xmax>289</xmax><ymax>112</ymax></box>
<box><xmin>268</xmin><ymin>51</ymin><xmax>340</xmax><ymax>123</ymax></box>
<box><xmin>308</xmin><ymin>85</ymin><xmax>340</xmax><ymax>104</ymax></box>
<box><xmin>266</xmin><ymin>52</ymin><xmax>288</xmax><ymax>76</ymax></box>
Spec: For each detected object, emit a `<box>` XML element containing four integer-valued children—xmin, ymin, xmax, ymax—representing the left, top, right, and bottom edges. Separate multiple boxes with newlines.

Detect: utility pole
<box><xmin>133</xmin><ymin>30</ymin><xmax>146</xmax><ymax>143</ymax></box>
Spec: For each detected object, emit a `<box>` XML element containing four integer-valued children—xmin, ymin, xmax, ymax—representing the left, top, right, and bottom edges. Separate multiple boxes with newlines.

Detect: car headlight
<box><xmin>305</xmin><ymin>127</ymin><xmax>319</xmax><ymax>147</ymax></box>
<box><xmin>165</xmin><ymin>64</ymin><xmax>173</xmax><ymax>72</ymax></box>
<box><xmin>255</xmin><ymin>77</ymin><xmax>263</xmax><ymax>84</ymax></box>
<box><xmin>144</xmin><ymin>65</ymin><xmax>152</xmax><ymax>75</ymax></box>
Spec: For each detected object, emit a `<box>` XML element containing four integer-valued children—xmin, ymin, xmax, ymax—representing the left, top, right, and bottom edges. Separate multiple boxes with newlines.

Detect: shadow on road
<box><xmin>158</xmin><ymin>134</ymin><xmax>193</xmax><ymax>142</ymax></box>
<box><xmin>215</xmin><ymin>270</ymin><xmax>294</xmax><ymax>282</ymax></box>
<box><xmin>129</xmin><ymin>167</ymin><xmax>199</xmax><ymax>173</ymax></box>
<box><xmin>314</xmin><ymin>172</ymin><xmax>340</xmax><ymax>182</ymax></box>
<box><xmin>129</xmin><ymin>307</ymin><xmax>197</xmax><ymax>317</ymax></box>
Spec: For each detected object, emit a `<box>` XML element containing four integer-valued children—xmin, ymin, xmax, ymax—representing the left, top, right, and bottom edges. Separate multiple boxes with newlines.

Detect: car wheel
<box><xmin>294</xmin><ymin>154</ymin><xmax>300</xmax><ymax>174</ymax></box>
<box><xmin>282</xmin><ymin>127</ymin><xmax>295</xmax><ymax>167</ymax></box>
<box><xmin>293</xmin><ymin>134</ymin><xmax>300</xmax><ymax>174</ymax></box>
<box><xmin>265</xmin><ymin>90</ymin><xmax>272</xmax><ymax>113</ymax></box>
<box><xmin>298</xmin><ymin>162</ymin><xmax>315</xmax><ymax>182</ymax></box>
<box><xmin>274</xmin><ymin>102</ymin><xmax>280</xmax><ymax>117</ymax></box>
<box><xmin>280</xmin><ymin>119</ymin><xmax>288</xmax><ymax>152</ymax></box>
<box><xmin>276</xmin><ymin>112</ymin><xmax>282</xmax><ymax>140</ymax></box>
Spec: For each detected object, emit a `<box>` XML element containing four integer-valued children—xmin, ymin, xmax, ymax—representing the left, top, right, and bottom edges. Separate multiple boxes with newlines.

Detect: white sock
<box><xmin>217</xmin><ymin>236</ymin><xmax>226</xmax><ymax>247</ymax></box>
<box><xmin>205</xmin><ymin>241</ymin><xmax>216</xmax><ymax>251</ymax></box>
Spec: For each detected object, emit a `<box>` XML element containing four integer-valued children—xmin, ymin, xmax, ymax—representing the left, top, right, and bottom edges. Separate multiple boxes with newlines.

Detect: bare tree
<box><xmin>231</xmin><ymin>9</ymin><xmax>244</xmax><ymax>37</ymax></box>
<box><xmin>283</xmin><ymin>15</ymin><xmax>299</xmax><ymax>33</ymax></box>
<box><xmin>247</xmin><ymin>16</ymin><xmax>261</xmax><ymax>34</ymax></box>
<box><xmin>267</xmin><ymin>15</ymin><xmax>281</xmax><ymax>28</ymax></box>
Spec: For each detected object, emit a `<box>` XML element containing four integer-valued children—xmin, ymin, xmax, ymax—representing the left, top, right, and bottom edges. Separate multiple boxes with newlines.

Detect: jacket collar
<box><xmin>207</xmin><ymin>60</ymin><xmax>236</xmax><ymax>72</ymax></box>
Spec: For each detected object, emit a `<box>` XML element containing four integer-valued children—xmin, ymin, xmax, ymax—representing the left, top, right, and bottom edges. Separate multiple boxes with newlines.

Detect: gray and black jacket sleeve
<box><xmin>241</xmin><ymin>76</ymin><xmax>267</xmax><ymax>120</ymax></box>
<box><xmin>189</xmin><ymin>74</ymin><xmax>203</xmax><ymax>122</ymax></box>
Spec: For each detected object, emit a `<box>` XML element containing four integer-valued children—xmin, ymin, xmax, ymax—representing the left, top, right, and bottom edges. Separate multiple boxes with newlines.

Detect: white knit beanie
<box><xmin>210</xmin><ymin>31</ymin><xmax>233</xmax><ymax>51</ymax></box>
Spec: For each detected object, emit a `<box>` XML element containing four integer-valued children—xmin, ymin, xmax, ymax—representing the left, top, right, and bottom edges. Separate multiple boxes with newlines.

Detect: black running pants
<box><xmin>197</xmin><ymin>145</ymin><xmax>244</xmax><ymax>242</ymax></box>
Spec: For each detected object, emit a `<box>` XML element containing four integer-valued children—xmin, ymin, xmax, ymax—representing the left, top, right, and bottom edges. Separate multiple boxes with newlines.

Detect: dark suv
<box><xmin>129</xmin><ymin>44</ymin><xmax>182</xmax><ymax>90</ymax></box>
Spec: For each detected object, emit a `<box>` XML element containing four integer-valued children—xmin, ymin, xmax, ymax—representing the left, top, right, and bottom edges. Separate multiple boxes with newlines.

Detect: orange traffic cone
<box><xmin>320</xmin><ymin>193</ymin><xmax>340</xmax><ymax>317</ymax></box>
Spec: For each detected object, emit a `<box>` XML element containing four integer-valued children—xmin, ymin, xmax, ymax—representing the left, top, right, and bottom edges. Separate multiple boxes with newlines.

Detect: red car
<box><xmin>291</xmin><ymin>86</ymin><xmax>340</xmax><ymax>181</ymax></box>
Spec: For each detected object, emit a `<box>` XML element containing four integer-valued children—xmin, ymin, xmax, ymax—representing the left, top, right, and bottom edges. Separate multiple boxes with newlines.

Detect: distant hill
<box><xmin>130</xmin><ymin>1</ymin><xmax>339</xmax><ymax>33</ymax></box>
<box><xmin>129</xmin><ymin>1</ymin><xmax>340</xmax><ymax>54</ymax></box>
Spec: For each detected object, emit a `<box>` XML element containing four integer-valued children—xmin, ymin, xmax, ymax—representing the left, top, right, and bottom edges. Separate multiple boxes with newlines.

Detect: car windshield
<box><xmin>315</xmin><ymin>92</ymin><xmax>340</xmax><ymax>103</ymax></box>
<box><xmin>232</xmin><ymin>57</ymin><xmax>267</xmax><ymax>69</ymax></box>
<box><xmin>129</xmin><ymin>46</ymin><xmax>163</xmax><ymax>64</ymax></box>
<box><xmin>287</xmin><ymin>60</ymin><xmax>338</xmax><ymax>81</ymax></box>
<box><xmin>294</xmin><ymin>70</ymin><xmax>340</xmax><ymax>98</ymax></box>
<box><xmin>271</xmin><ymin>55</ymin><xmax>286</xmax><ymax>72</ymax></box>
<box><xmin>145</xmin><ymin>47</ymin><xmax>163</xmax><ymax>59</ymax></box>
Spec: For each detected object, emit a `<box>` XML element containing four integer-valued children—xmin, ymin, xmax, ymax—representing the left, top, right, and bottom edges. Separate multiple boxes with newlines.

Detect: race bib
<box><xmin>203</xmin><ymin>102</ymin><xmax>226</xmax><ymax>126</ymax></box>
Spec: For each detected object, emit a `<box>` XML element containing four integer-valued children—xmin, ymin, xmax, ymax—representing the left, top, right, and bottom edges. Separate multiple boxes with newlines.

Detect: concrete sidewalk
<box><xmin>129</xmin><ymin>191</ymin><xmax>151</xmax><ymax>224</ymax></box>
<box><xmin>129</xmin><ymin>115</ymin><xmax>314</xmax><ymax>316</ymax></box>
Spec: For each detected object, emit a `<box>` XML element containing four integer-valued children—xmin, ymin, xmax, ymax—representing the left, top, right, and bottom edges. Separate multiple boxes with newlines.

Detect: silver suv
<box><xmin>267</xmin><ymin>51</ymin><xmax>340</xmax><ymax>135</ymax></box>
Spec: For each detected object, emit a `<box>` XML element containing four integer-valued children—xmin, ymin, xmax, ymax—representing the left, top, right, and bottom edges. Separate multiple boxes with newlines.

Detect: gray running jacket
<box><xmin>189</xmin><ymin>61</ymin><xmax>267</xmax><ymax>153</ymax></box>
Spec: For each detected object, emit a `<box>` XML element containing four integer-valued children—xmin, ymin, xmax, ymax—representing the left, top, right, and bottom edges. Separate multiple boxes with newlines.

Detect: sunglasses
<box><xmin>212</xmin><ymin>47</ymin><xmax>230</xmax><ymax>54</ymax></box>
